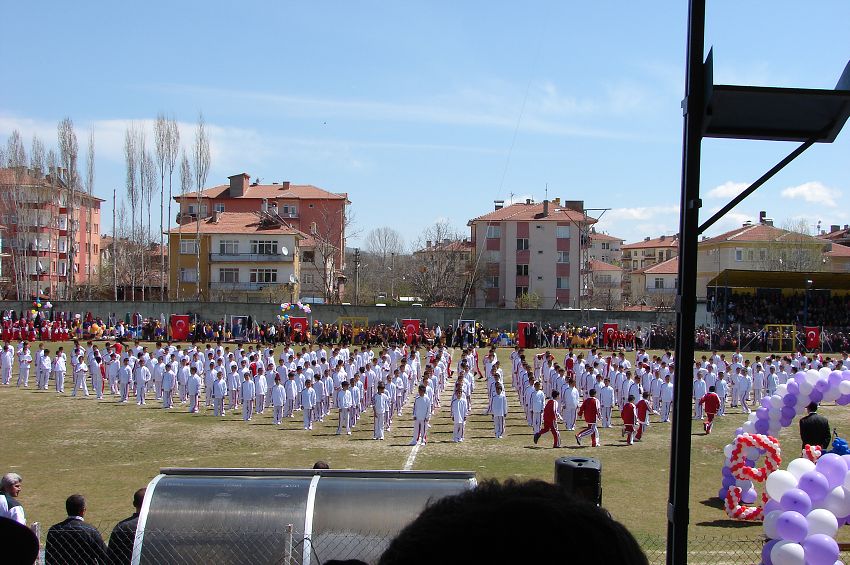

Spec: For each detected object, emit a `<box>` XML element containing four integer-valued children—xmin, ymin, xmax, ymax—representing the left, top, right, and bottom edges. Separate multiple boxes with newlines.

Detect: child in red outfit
<box><xmin>533</xmin><ymin>390</ymin><xmax>561</xmax><ymax>448</ymax></box>
<box><xmin>699</xmin><ymin>385</ymin><xmax>722</xmax><ymax>434</ymax></box>
<box><xmin>621</xmin><ymin>395</ymin><xmax>637</xmax><ymax>445</ymax></box>
<box><xmin>576</xmin><ymin>389</ymin><xmax>601</xmax><ymax>447</ymax></box>
<box><xmin>635</xmin><ymin>391</ymin><xmax>656</xmax><ymax>441</ymax></box>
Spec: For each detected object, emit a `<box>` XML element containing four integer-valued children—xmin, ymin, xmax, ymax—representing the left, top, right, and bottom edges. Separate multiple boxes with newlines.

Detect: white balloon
<box><xmin>806</xmin><ymin>369</ymin><xmax>821</xmax><ymax>385</ymax></box>
<box><xmin>839</xmin><ymin>380</ymin><xmax>850</xmax><ymax>395</ymax></box>
<box><xmin>763</xmin><ymin>509</ymin><xmax>782</xmax><ymax>539</ymax></box>
<box><xmin>799</xmin><ymin>380</ymin><xmax>814</xmax><ymax>396</ymax></box>
<box><xmin>743</xmin><ymin>421</ymin><xmax>756</xmax><ymax>434</ymax></box>
<box><xmin>766</xmin><ymin>470</ymin><xmax>798</xmax><ymax>501</ymax></box>
<box><xmin>787</xmin><ymin>458</ymin><xmax>816</xmax><ymax>480</ymax></box>
<box><xmin>806</xmin><ymin>508</ymin><xmax>839</xmax><ymax>538</ymax></box>
<box><xmin>822</xmin><ymin>486</ymin><xmax>850</xmax><ymax>518</ymax></box>
<box><xmin>776</xmin><ymin>383</ymin><xmax>788</xmax><ymax>396</ymax></box>
<box><xmin>748</xmin><ymin>412</ymin><xmax>759</xmax><ymax>423</ymax></box>
<box><xmin>770</xmin><ymin>395</ymin><xmax>784</xmax><ymax>409</ymax></box>
<box><xmin>796</xmin><ymin>395</ymin><xmax>810</xmax><ymax>411</ymax></box>
<box><xmin>820</xmin><ymin>367</ymin><xmax>832</xmax><ymax>378</ymax></box>
<box><xmin>822</xmin><ymin>387</ymin><xmax>841</xmax><ymax>403</ymax></box>
<box><xmin>770</xmin><ymin>540</ymin><xmax>805</xmax><ymax>565</ymax></box>
<box><xmin>769</xmin><ymin>410</ymin><xmax>782</xmax><ymax>421</ymax></box>
<box><xmin>723</xmin><ymin>444</ymin><xmax>734</xmax><ymax>459</ymax></box>
<box><xmin>845</xmin><ymin>472</ymin><xmax>850</xmax><ymax>491</ymax></box>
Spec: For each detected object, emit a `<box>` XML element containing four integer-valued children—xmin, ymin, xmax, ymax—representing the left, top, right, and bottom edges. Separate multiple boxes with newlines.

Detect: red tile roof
<box><xmin>589</xmin><ymin>259</ymin><xmax>622</xmax><ymax>272</ymax></box>
<box><xmin>701</xmin><ymin>223</ymin><xmax>825</xmax><ymax>245</ymax></box>
<box><xmin>623</xmin><ymin>235</ymin><xmax>679</xmax><ymax>250</ymax></box>
<box><xmin>638</xmin><ymin>256</ymin><xmax>678</xmax><ymax>275</ymax></box>
<box><xmin>0</xmin><ymin>167</ymin><xmax>105</xmax><ymax>203</ymax></box>
<box><xmin>167</xmin><ymin>211</ymin><xmax>306</xmax><ymax>236</ymax></box>
<box><xmin>826</xmin><ymin>242</ymin><xmax>850</xmax><ymax>257</ymax></box>
<box><xmin>416</xmin><ymin>240</ymin><xmax>474</xmax><ymax>253</ymax></box>
<box><xmin>179</xmin><ymin>182</ymin><xmax>348</xmax><ymax>201</ymax></box>
<box><xmin>590</xmin><ymin>232</ymin><xmax>624</xmax><ymax>242</ymax></box>
<box><xmin>468</xmin><ymin>201</ymin><xmax>594</xmax><ymax>224</ymax></box>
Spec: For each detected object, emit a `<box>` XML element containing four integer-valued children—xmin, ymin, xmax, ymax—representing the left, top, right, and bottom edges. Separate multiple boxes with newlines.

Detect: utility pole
<box><xmin>353</xmin><ymin>248</ymin><xmax>361</xmax><ymax>305</ymax></box>
<box><xmin>390</xmin><ymin>252</ymin><xmax>395</xmax><ymax>302</ymax></box>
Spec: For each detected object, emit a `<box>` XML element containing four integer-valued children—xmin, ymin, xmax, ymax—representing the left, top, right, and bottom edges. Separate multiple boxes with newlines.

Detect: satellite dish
<box><xmin>280</xmin><ymin>246</ymin><xmax>289</xmax><ymax>256</ymax></box>
<box><xmin>289</xmin><ymin>274</ymin><xmax>298</xmax><ymax>284</ymax></box>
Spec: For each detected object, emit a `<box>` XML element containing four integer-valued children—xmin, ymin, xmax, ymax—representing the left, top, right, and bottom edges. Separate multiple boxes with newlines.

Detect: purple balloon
<box><xmin>722</xmin><ymin>466</ymin><xmax>733</xmax><ymax>478</ymax></box>
<box><xmin>755</xmin><ymin>418</ymin><xmax>770</xmax><ymax>434</ymax></box>
<box><xmin>775</xmin><ymin>510</ymin><xmax>808</xmax><ymax>542</ymax></box>
<box><xmin>828</xmin><ymin>371</ymin><xmax>842</xmax><ymax>387</ymax></box>
<box><xmin>761</xmin><ymin>396</ymin><xmax>773</xmax><ymax>409</ymax></box>
<box><xmin>763</xmin><ymin>498</ymin><xmax>781</xmax><ymax>515</ymax></box>
<box><xmin>786</xmin><ymin>380</ymin><xmax>799</xmax><ymax>394</ymax></box>
<box><xmin>779</xmin><ymin>417</ymin><xmax>792</xmax><ymax>427</ymax></box>
<box><xmin>735</xmin><ymin>427</ymin><xmax>744</xmax><ymax>435</ymax></box>
<box><xmin>761</xmin><ymin>539</ymin><xmax>777</xmax><ymax>565</ymax></box>
<box><xmin>782</xmin><ymin>394</ymin><xmax>797</xmax><ymax>407</ymax></box>
<box><xmin>814</xmin><ymin>378</ymin><xmax>829</xmax><ymax>393</ymax></box>
<box><xmin>718</xmin><ymin>487</ymin><xmax>729</xmax><ymax>500</ymax></box>
<box><xmin>722</xmin><ymin>476</ymin><xmax>735</xmax><ymax>488</ymax></box>
<box><xmin>841</xmin><ymin>454</ymin><xmax>850</xmax><ymax>469</ymax></box>
<box><xmin>741</xmin><ymin>487</ymin><xmax>757</xmax><ymax>504</ymax></box>
<box><xmin>780</xmin><ymin>406</ymin><xmax>796</xmax><ymax>420</ymax></box>
<box><xmin>809</xmin><ymin>389</ymin><xmax>823</xmax><ymax>403</ymax></box>
<box><xmin>802</xmin><ymin>534</ymin><xmax>839</xmax><ymax>565</ymax></box>
<box><xmin>837</xmin><ymin>394</ymin><xmax>850</xmax><ymax>406</ymax></box>
<box><xmin>779</xmin><ymin>488</ymin><xmax>812</xmax><ymax>515</ymax></box>
<box><xmin>798</xmin><ymin>471</ymin><xmax>830</xmax><ymax>502</ymax></box>
<box><xmin>815</xmin><ymin>453</ymin><xmax>848</xmax><ymax>489</ymax></box>
<box><xmin>756</xmin><ymin>406</ymin><xmax>770</xmax><ymax>419</ymax></box>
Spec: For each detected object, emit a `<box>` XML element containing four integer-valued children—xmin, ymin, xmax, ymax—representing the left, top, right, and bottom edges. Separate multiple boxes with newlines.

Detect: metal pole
<box><xmin>668</xmin><ymin>0</ymin><xmax>705</xmax><ymax>563</ymax></box>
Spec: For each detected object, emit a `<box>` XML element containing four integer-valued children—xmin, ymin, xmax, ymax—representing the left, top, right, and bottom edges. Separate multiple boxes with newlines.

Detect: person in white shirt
<box><xmin>0</xmin><ymin>472</ymin><xmax>25</xmax><ymax>525</ymax></box>
<box><xmin>0</xmin><ymin>345</ymin><xmax>13</xmax><ymax>385</ymax></box>
<box><xmin>336</xmin><ymin>381</ymin><xmax>354</xmax><ymax>435</ymax></box>
<box><xmin>301</xmin><ymin>379</ymin><xmax>318</xmax><ymax>430</ymax></box>
<box><xmin>52</xmin><ymin>348</ymin><xmax>67</xmax><ymax>393</ymax></box>
<box><xmin>271</xmin><ymin>375</ymin><xmax>286</xmax><ymax>425</ymax></box>
<box><xmin>735</xmin><ymin>368</ymin><xmax>751</xmax><ymax>414</ymax></box>
<box><xmin>241</xmin><ymin>373</ymin><xmax>256</xmax><ymax>421</ymax></box>
<box><xmin>560</xmin><ymin>377</ymin><xmax>580</xmax><ymax>431</ymax></box>
<box><xmin>659</xmin><ymin>375</ymin><xmax>675</xmax><ymax>422</ymax></box>
<box><xmin>134</xmin><ymin>355</ymin><xmax>151</xmax><ymax>405</ymax></box>
<box><xmin>373</xmin><ymin>383</ymin><xmax>390</xmax><ymax>440</ymax></box>
<box><xmin>38</xmin><ymin>348</ymin><xmax>52</xmax><ymax>390</ymax></box>
<box><xmin>117</xmin><ymin>357</ymin><xmax>132</xmax><ymax>403</ymax></box>
<box><xmin>692</xmin><ymin>373</ymin><xmax>707</xmax><ymax>419</ymax></box>
<box><xmin>187</xmin><ymin>367</ymin><xmax>203</xmax><ymax>413</ymax></box>
<box><xmin>72</xmin><ymin>355</ymin><xmax>90</xmax><ymax>397</ymax></box>
<box><xmin>284</xmin><ymin>372</ymin><xmax>299</xmax><ymax>418</ymax></box>
<box><xmin>599</xmin><ymin>378</ymin><xmax>615</xmax><ymax>428</ymax></box>
<box><xmin>212</xmin><ymin>372</ymin><xmax>228</xmax><ymax>417</ymax></box>
<box><xmin>491</xmin><ymin>382</ymin><xmax>508</xmax><ymax>438</ymax></box>
<box><xmin>715</xmin><ymin>373</ymin><xmax>728</xmax><ymax>416</ymax></box>
<box><xmin>162</xmin><ymin>364</ymin><xmax>176</xmax><ymax>409</ymax></box>
<box><xmin>254</xmin><ymin>367</ymin><xmax>268</xmax><ymax>415</ymax></box>
<box><xmin>17</xmin><ymin>346</ymin><xmax>32</xmax><ymax>388</ymax></box>
<box><xmin>450</xmin><ymin>388</ymin><xmax>469</xmax><ymax>442</ymax></box>
<box><xmin>409</xmin><ymin>385</ymin><xmax>432</xmax><ymax>446</ymax></box>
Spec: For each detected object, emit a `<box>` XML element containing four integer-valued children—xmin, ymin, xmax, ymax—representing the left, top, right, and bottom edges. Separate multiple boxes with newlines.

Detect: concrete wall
<box><xmin>1</xmin><ymin>300</ymin><xmax>676</xmax><ymax>330</ymax></box>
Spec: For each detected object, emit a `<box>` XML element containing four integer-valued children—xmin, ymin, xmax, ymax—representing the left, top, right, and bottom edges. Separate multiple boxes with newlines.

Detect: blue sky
<box><xmin>2</xmin><ymin>1</ymin><xmax>849</xmax><ymax>247</ymax></box>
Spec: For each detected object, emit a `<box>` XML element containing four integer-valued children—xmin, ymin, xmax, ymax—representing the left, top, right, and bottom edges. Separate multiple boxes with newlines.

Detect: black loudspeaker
<box><xmin>554</xmin><ymin>456</ymin><xmax>602</xmax><ymax>506</ymax></box>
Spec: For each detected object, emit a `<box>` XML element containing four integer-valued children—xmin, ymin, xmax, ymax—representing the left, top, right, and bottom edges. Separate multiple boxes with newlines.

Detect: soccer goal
<box><xmin>764</xmin><ymin>324</ymin><xmax>795</xmax><ymax>353</ymax></box>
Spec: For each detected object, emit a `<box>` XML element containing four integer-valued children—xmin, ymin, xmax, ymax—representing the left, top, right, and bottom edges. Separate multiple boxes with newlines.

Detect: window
<box><xmin>303</xmin><ymin>273</ymin><xmax>315</xmax><ymax>284</ymax></box>
<box><xmin>187</xmin><ymin>204</ymin><xmax>207</xmax><ymax>216</ymax></box>
<box><xmin>213</xmin><ymin>203</ymin><xmax>225</xmax><ymax>213</ymax></box>
<box><xmin>556</xmin><ymin>226</ymin><xmax>570</xmax><ymax>239</ymax></box>
<box><xmin>486</xmin><ymin>225</ymin><xmax>501</xmax><ymax>239</ymax></box>
<box><xmin>654</xmin><ymin>277</ymin><xmax>665</xmax><ymax>289</ymax></box>
<box><xmin>93</xmin><ymin>244</ymin><xmax>98</xmax><ymax>254</ymax></box>
<box><xmin>310</xmin><ymin>222</ymin><xmax>318</xmax><ymax>234</ymax></box>
<box><xmin>180</xmin><ymin>240</ymin><xmax>198</xmax><ymax>254</ymax></box>
<box><xmin>557</xmin><ymin>251</ymin><xmax>570</xmax><ymax>263</ymax></box>
<box><xmin>59</xmin><ymin>262</ymin><xmax>67</xmax><ymax>276</ymax></box>
<box><xmin>283</xmin><ymin>205</ymin><xmax>297</xmax><ymax>216</ymax></box>
<box><xmin>485</xmin><ymin>275</ymin><xmax>499</xmax><ymax>288</ymax></box>
<box><xmin>219</xmin><ymin>268</ymin><xmax>239</xmax><ymax>283</ymax></box>
<box><xmin>250</xmin><ymin>268</ymin><xmax>278</xmax><ymax>283</ymax></box>
<box><xmin>556</xmin><ymin>277</ymin><xmax>569</xmax><ymax>289</ymax></box>
<box><xmin>666</xmin><ymin>249</ymin><xmax>672</xmax><ymax>260</ymax></box>
<box><xmin>632</xmin><ymin>260</ymin><xmax>638</xmax><ymax>269</ymax></box>
<box><xmin>85</xmin><ymin>243</ymin><xmax>90</xmax><ymax>252</ymax></box>
<box><xmin>302</xmin><ymin>251</ymin><xmax>315</xmax><ymax>263</ymax></box>
<box><xmin>251</xmin><ymin>240</ymin><xmax>278</xmax><ymax>255</ymax></box>
<box><xmin>515</xmin><ymin>286</ymin><xmax>528</xmax><ymax>297</ymax></box>
<box><xmin>759</xmin><ymin>248</ymin><xmax>767</xmax><ymax>261</ymax></box>
<box><xmin>219</xmin><ymin>240</ymin><xmax>239</xmax><ymax>255</ymax></box>
<box><xmin>597</xmin><ymin>274</ymin><xmax>612</xmax><ymax>284</ymax></box>
<box><xmin>59</xmin><ymin>239</ymin><xmax>67</xmax><ymax>253</ymax></box>
<box><xmin>735</xmin><ymin>248</ymin><xmax>743</xmax><ymax>262</ymax></box>
<box><xmin>747</xmin><ymin>249</ymin><xmax>754</xmax><ymax>261</ymax></box>
<box><xmin>516</xmin><ymin>264</ymin><xmax>529</xmax><ymax>276</ymax></box>
<box><xmin>516</xmin><ymin>238</ymin><xmax>529</xmax><ymax>251</ymax></box>
<box><xmin>180</xmin><ymin>268</ymin><xmax>198</xmax><ymax>282</ymax></box>
<box><xmin>94</xmin><ymin>223</ymin><xmax>98</xmax><ymax>233</ymax></box>
<box><xmin>601</xmin><ymin>242</ymin><xmax>610</xmax><ymax>250</ymax></box>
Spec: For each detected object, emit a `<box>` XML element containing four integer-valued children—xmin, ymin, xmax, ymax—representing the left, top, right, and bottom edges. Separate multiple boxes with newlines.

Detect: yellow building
<box><xmin>168</xmin><ymin>211</ymin><xmax>304</xmax><ymax>302</ymax></box>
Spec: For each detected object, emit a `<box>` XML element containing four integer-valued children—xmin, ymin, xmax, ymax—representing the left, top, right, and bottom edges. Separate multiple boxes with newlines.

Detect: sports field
<box><xmin>3</xmin><ymin>344</ymin><xmax>843</xmax><ymax>546</ymax></box>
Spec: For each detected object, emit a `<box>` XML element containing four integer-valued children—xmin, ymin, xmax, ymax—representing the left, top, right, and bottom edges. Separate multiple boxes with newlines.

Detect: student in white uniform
<box><xmin>188</xmin><ymin>367</ymin><xmax>202</xmax><ymax>413</ymax></box>
<box><xmin>17</xmin><ymin>345</ymin><xmax>32</xmax><ymax>388</ymax></box>
<box><xmin>692</xmin><ymin>372</ymin><xmax>707</xmax><ymax>419</ymax></box>
<box><xmin>409</xmin><ymin>385</ymin><xmax>432</xmax><ymax>446</ymax></box>
<box><xmin>212</xmin><ymin>372</ymin><xmax>228</xmax><ymax>417</ymax></box>
<box><xmin>336</xmin><ymin>381</ymin><xmax>354</xmax><ymax>435</ymax></box>
<box><xmin>271</xmin><ymin>375</ymin><xmax>286</xmax><ymax>425</ymax></box>
<box><xmin>134</xmin><ymin>355</ymin><xmax>150</xmax><ymax>405</ymax></box>
<box><xmin>254</xmin><ymin>367</ymin><xmax>268</xmax><ymax>415</ymax></box>
<box><xmin>373</xmin><ymin>383</ymin><xmax>390</xmax><ymax>440</ymax></box>
<box><xmin>53</xmin><ymin>348</ymin><xmax>67</xmax><ymax>393</ymax></box>
<box><xmin>450</xmin><ymin>388</ymin><xmax>469</xmax><ymax>442</ymax></box>
<box><xmin>284</xmin><ymin>372</ymin><xmax>298</xmax><ymax>418</ymax></box>
<box><xmin>72</xmin><ymin>355</ymin><xmax>90</xmax><ymax>397</ymax></box>
<box><xmin>492</xmin><ymin>382</ymin><xmax>508</xmax><ymax>438</ymax></box>
<box><xmin>162</xmin><ymin>363</ymin><xmax>176</xmax><ymax>409</ymax></box>
<box><xmin>659</xmin><ymin>374</ymin><xmax>674</xmax><ymax>422</ymax></box>
<box><xmin>0</xmin><ymin>345</ymin><xmax>13</xmax><ymax>385</ymax></box>
<box><xmin>241</xmin><ymin>373</ymin><xmax>256</xmax><ymax>421</ymax></box>
<box><xmin>599</xmin><ymin>378</ymin><xmax>615</xmax><ymax>428</ymax></box>
<box><xmin>301</xmin><ymin>379</ymin><xmax>318</xmax><ymax>430</ymax></box>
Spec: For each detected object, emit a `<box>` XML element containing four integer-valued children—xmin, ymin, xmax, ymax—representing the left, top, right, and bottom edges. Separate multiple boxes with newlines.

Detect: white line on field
<box><xmin>403</xmin><ymin>441</ymin><xmax>420</xmax><ymax>470</ymax></box>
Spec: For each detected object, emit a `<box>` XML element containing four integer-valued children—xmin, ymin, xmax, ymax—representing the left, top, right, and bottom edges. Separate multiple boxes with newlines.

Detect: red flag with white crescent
<box><xmin>602</xmin><ymin>323</ymin><xmax>618</xmax><ymax>346</ymax></box>
<box><xmin>402</xmin><ymin>319</ymin><xmax>420</xmax><ymax>345</ymax></box>
<box><xmin>805</xmin><ymin>326</ymin><xmax>820</xmax><ymax>350</ymax></box>
<box><xmin>170</xmin><ymin>315</ymin><xmax>190</xmax><ymax>341</ymax></box>
<box><xmin>290</xmin><ymin>317</ymin><xmax>308</xmax><ymax>339</ymax></box>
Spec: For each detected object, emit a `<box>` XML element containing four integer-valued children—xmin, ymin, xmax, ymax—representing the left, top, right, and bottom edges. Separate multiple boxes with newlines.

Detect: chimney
<box><xmin>525</xmin><ymin>198</ymin><xmax>532</xmax><ymax>205</ymax></box>
<box><xmin>494</xmin><ymin>200</ymin><xmax>504</xmax><ymax>211</ymax></box>
<box><xmin>564</xmin><ymin>200</ymin><xmax>584</xmax><ymax>213</ymax></box>
<box><xmin>543</xmin><ymin>199</ymin><xmax>549</xmax><ymax>217</ymax></box>
<box><xmin>443</xmin><ymin>238</ymin><xmax>450</xmax><ymax>245</ymax></box>
<box><xmin>644</xmin><ymin>237</ymin><xmax>650</xmax><ymax>242</ymax></box>
<box><xmin>228</xmin><ymin>173</ymin><xmax>250</xmax><ymax>197</ymax></box>
<box><xmin>831</xmin><ymin>225</ymin><xmax>840</xmax><ymax>233</ymax></box>
<box><xmin>553</xmin><ymin>197</ymin><xmax>561</xmax><ymax>205</ymax></box>
<box><xmin>261</xmin><ymin>198</ymin><xmax>268</xmax><ymax>213</ymax></box>
<box><xmin>280</xmin><ymin>181</ymin><xmax>291</xmax><ymax>191</ymax></box>
<box><xmin>660</xmin><ymin>235</ymin><xmax>665</xmax><ymax>241</ymax></box>
<box><xmin>211</xmin><ymin>210</ymin><xmax>221</xmax><ymax>223</ymax></box>
<box><xmin>426</xmin><ymin>240</ymin><xmax>432</xmax><ymax>248</ymax></box>
<box><xmin>759</xmin><ymin>211</ymin><xmax>767</xmax><ymax>224</ymax></box>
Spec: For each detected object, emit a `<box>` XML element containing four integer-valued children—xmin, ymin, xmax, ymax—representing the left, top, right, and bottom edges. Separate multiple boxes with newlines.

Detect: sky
<box><xmin>2</xmin><ymin>1</ymin><xmax>849</xmax><ymax>249</ymax></box>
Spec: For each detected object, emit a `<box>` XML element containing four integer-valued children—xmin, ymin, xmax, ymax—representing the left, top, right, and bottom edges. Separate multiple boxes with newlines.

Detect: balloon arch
<box><xmin>718</xmin><ymin>368</ymin><xmax>850</xmax><ymax>565</ymax></box>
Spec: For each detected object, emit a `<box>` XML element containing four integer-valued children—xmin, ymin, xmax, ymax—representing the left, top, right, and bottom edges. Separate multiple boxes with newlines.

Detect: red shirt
<box><xmin>699</xmin><ymin>392</ymin><xmax>721</xmax><ymax>415</ymax></box>
<box><xmin>543</xmin><ymin>399</ymin><xmax>558</xmax><ymax>424</ymax></box>
<box><xmin>578</xmin><ymin>397</ymin><xmax>599</xmax><ymax>423</ymax></box>
<box><xmin>636</xmin><ymin>399</ymin><xmax>651</xmax><ymax>421</ymax></box>
<box><xmin>621</xmin><ymin>402</ymin><xmax>637</xmax><ymax>425</ymax></box>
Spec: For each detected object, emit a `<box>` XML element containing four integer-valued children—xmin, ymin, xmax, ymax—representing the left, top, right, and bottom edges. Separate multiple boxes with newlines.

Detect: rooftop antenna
<box><xmin>508</xmin><ymin>191</ymin><xmax>515</xmax><ymax>204</ymax></box>
<box><xmin>545</xmin><ymin>183</ymin><xmax>548</xmax><ymax>200</ymax></box>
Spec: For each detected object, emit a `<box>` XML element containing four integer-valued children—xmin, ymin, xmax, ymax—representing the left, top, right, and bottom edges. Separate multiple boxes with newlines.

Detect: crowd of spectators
<box><xmin>711</xmin><ymin>291</ymin><xmax>850</xmax><ymax>328</ymax></box>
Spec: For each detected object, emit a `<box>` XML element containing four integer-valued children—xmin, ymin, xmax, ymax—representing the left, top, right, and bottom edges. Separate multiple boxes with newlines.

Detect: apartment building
<box><xmin>588</xmin><ymin>229</ymin><xmax>624</xmax><ymax>265</ymax></box>
<box><xmin>622</xmin><ymin>234</ymin><xmax>679</xmax><ymax>301</ymax></box>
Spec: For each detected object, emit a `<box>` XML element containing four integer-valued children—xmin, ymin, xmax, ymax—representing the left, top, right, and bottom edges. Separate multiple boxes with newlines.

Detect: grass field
<box><xmin>3</xmin><ymin>343</ymin><xmax>846</xmax><ymax>548</ymax></box>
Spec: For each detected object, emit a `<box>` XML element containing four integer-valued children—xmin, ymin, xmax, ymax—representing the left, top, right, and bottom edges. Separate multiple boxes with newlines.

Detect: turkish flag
<box><xmin>602</xmin><ymin>323</ymin><xmax>618</xmax><ymax>346</ymax></box>
<box><xmin>805</xmin><ymin>326</ymin><xmax>820</xmax><ymax>350</ymax></box>
<box><xmin>170</xmin><ymin>315</ymin><xmax>190</xmax><ymax>341</ymax></box>
<box><xmin>402</xmin><ymin>319</ymin><xmax>420</xmax><ymax>344</ymax></box>
<box><xmin>290</xmin><ymin>317</ymin><xmax>308</xmax><ymax>339</ymax></box>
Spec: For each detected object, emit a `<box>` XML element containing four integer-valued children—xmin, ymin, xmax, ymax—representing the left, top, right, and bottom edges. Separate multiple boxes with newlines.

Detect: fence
<box><xmin>31</xmin><ymin>524</ymin><xmax>850</xmax><ymax>564</ymax></box>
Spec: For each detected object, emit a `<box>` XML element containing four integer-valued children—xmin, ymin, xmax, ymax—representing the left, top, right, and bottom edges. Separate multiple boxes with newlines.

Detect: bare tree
<box><xmin>124</xmin><ymin>125</ymin><xmax>139</xmax><ymax>300</ymax></box>
<box><xmin>29</xmin><ymin>136</ymin><xmax>47</xmax><ymax>297</ymax></box>
<box><xmin>407</xmin><ymin>220</ymin><xmax>471</xmax><ymax>306</ymax></box>
<box><xmin>85</xmin><ymin>130</ymin><xmax>95</xmax><ymax>299</ymax></box>
<box><xmin>3</xmin><ymin>131</ymin><xmax>27</xmax><ymax>298</ymax></box>
<box><xmin>57</xmin><ymin>118</ymin><xmax>79</xmax><ymax>299</ymax></box>
<box><xmin>176</xmin><ymin>150</ymin><xmax>191</xmax><ymax>299</ymax></box>
<box><xmin>308</xmin><ymin>203</ymin><xmax>357</xmax><ymax>303</ymax></box>
<box><xmin>364</xmin><ymin>227</ymin><xmax>404</xmax><ymax>267</ymax></box>
<box><xmin>192</xmin><ymin>114</ymin><xmax>210</xmax><ymax>299</ymax></box>
<box><xmin>755</xmin><ymin>218</ymin><xmax>829</xmax><ymax>273</ymax></box>
<box><xmin>112</xmin><ymin>186</ymin><xmax>118</xmax><ymax>300</ymax></box>
<box><xmin>155</xmin><ymin>114</ymin><xmax>180</xmax><ymax>300</ymax></box>
<box><xmin>141</xmin><ymin>149</ymin><xmax>157</xmax><ymax>299</ymax></box>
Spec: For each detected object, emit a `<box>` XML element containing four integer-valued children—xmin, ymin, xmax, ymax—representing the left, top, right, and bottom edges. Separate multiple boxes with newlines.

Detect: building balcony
<box><xmin>209</xmin><ymin>281</ymin><xmax>283</xmax><ymax>291</ymax></box>
<box><xmin>644</xmin><ymin>287</ymin><xmax>677</xmax><ymax>294</ymax></box>
<box><xmin>210</xmin><ymin>253</ymin><xmax>293</xmax><ymax>262</ymax></box>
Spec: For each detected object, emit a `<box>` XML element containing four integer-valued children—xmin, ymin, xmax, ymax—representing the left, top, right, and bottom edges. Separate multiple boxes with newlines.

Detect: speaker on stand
<box><xmin>554</xmin><ymin>456</ymin><xmax>602</xmax><ymax>506</ymax></box>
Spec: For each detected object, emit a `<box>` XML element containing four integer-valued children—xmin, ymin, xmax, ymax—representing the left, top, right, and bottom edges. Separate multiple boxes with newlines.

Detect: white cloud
<box><xmin>707</xmin><ymin>181</ymin><xmax>748</xmax><ymax>199</ymax></box>
<box><xmin>780</xmin><ymin>181</ymin><xmax>841</xmax><ymax>208</ymax></box>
